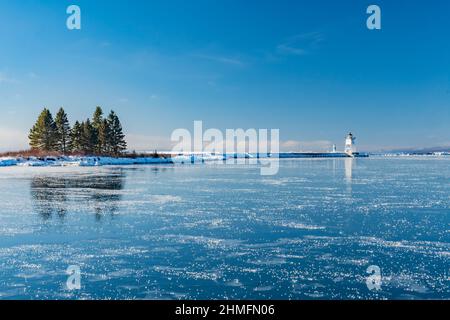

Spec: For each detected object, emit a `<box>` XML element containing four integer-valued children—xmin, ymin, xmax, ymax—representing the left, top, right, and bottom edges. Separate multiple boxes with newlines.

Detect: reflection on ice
<box><xmin>345</xmin><ymin>157</ymin><xmax>354</xmax><ymax>196</ymax></box>
<box><xmin>344</xmin><ymin>158</ymin><xmax>353</xmax><ymax>183</ymax></box>
<box><xmin>30</xmin><ymin>171</ymin><xmax>126</xmax><ymax>219</ymax></box>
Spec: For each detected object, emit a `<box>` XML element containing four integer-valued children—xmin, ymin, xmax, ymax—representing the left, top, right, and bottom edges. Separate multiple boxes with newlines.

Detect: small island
<box><xmin>0</xmin><ymin>107</ymin><xmax>173</xmax><ymax>167</ymax></box>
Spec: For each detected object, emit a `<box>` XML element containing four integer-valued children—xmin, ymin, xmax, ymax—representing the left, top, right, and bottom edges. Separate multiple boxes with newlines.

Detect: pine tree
<box><xmin>69</xmin><ymin>121</ymin><xmax>83</xmax><ymax>153</ymax></box>
<box><xmin>55</xmin><ymin>107</ymin><xmax>71</xmax><ymax>154</ymax></box>
<box><xmin>28</xmin><ymin>108</ymin><xmax>57</xmax><ymax>151</ymax></box>
<box><xmin>92</xmin><ymin>106</ymin><xmax>103</xmax><ymax>154</ymax></box>
<box><xmin>98</xmin><ymin>118</ymin><xmax>111</xmax><ymax>155</ymax></box>
<box><xmin>107</xmin><ymin>111</ymin><xmax>127</xmax><ymax>156</ymax></box>
<box><xmin>81</xmin><ymin>119</ymin><xmax>96</xmax><ymax>154</ymax></box>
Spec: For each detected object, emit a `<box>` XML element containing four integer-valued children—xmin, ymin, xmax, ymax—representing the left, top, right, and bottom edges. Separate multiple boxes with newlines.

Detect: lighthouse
<box><xmin>345</xmin><ymin>133</ymin><xmax>356</xmax><ymax>156</ymax></box>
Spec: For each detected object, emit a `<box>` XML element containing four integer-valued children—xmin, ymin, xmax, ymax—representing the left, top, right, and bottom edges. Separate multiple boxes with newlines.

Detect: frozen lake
<box><xmin>0</xmin><ymin>157</ymin><xmax>449</xmax><ymax>299</ymax></box>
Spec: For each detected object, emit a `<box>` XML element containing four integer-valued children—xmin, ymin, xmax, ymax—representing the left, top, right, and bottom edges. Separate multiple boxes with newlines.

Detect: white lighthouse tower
<box><xmin>345</xmin><ymin>133</ymin><xmax>356</xmax><ymax>156</ymax></box>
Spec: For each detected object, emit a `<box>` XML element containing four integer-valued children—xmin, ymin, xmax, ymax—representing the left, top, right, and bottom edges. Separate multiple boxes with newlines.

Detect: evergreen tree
<box><xmin>98</xmin><ymin>118</ymin><xmax>111</xmax><ymax>155</ymax></box>
<box><xmin>107</xmin><ymin>111</ymin><xmax>127</xmax><ymax>156</ymax></box>
<box><xmin>81</xmin><ymin>119</ymin><xmax>96</xmax><ymax>154</ymax></box>
<box><xmin>54</xmin><ymin>107</ymin><xmax>71</xmax><ymax>154</ymax></box>
<box><xmin>69</xmin><ymin>121</ymin><xmax>83</xmax><ymax>153</ymax></box>
<box><xmin>92</xmin><ymin>106</ymin><xmax>103</xmax><ymax>153</ymax></box>
<box><xmin>28</xmin><ymin>108</ymin><xmax>57</xmax><ymax>151</ymax></box>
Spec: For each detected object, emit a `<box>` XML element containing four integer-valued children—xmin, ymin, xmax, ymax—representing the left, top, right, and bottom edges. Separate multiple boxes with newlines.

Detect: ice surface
<box><xmin>0</xmin><ymin>157</ymin><xmax>449</xmax><ymax>299</ymax></box>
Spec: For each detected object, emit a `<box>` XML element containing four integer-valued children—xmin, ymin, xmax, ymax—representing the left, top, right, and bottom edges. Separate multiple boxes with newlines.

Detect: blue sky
<box><xmin>0</xmin><ymin>0</ymin><xmax>449</xmax><ymax>151</ymax></box>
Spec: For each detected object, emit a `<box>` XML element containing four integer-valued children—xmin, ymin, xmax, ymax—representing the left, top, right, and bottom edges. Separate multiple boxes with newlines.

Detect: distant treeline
<box><xmin>29</xmin><ymin>107</ymin><xmax>127</xmax><ymax>156</ymax></box>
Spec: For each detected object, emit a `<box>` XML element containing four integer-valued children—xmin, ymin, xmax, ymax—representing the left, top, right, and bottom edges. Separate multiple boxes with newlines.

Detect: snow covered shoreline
<box><xmin>0</xmin><ymin>156</ymin><xmax>175</xmax><ymax>167</ymax></box>
<box><xmin>0</xmin><ymin>154</ymin><xmax>231</xmax><ymax>167</ymax></box>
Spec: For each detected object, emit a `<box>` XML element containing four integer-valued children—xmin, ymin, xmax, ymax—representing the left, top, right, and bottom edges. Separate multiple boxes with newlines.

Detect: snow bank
<box><xmin>0</xmin><ymin>153</ymin><xmax>258</xmax><ymax>168</ymax></box>
<box><xmin>0</xmin><ymin>156</ymin><xmax>173</xmax><ymax>167</ymax></box>
<box><xmin>0</xmin><ymin>157</ymin><xmax>18</xmax><ymax>167</ymax></box>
